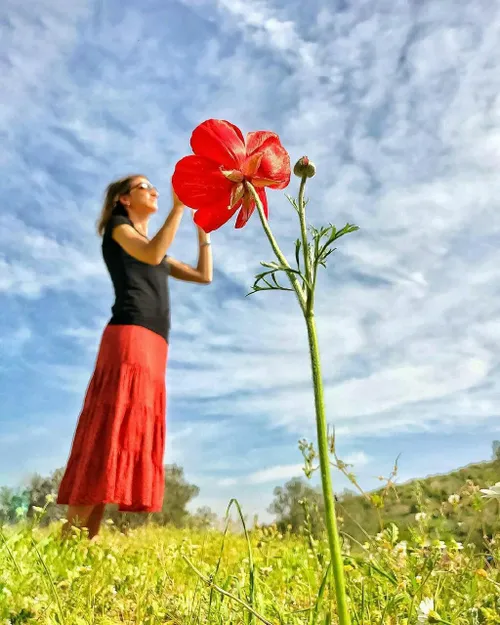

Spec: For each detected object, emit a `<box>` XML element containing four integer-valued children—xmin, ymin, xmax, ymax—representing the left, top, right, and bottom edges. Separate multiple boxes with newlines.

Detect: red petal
<box><xmin>235</xmin><ymin>193</ymin><xmax>254</xmax><ymax>229</ymax></box>
<box><xmin>229</xmin><ymin>182</ymin><xmax>245</xmax><ymax>208</ymax></box>
<box><xmin>172</xmin><ymin>155</ymin><xmax>233</xmax><ymax>210</ymax></box>
<box><xmin>246</xmin><ymin>132</ymin><xmax>291</xmax><ymax>190</ymax></box>
<box><xmin>241</xmin><ymin>152</ymin><xmax>263</xmax><ymax>178</ymax></box>
<box><xmin>194</xmin><ymin>201</ymin><xmax>241</xmax><ymax>233</ymax></box>
<box><xmin>190</xmin><ymin>119</ymin><xmax>246</xmax><ymax>169</ymax></box>
<box><xmin>258</xmin><ymin>187</ymin><xmax>269</xmax><ymax>220</ymax></box>
<box><xmin>235</xmin><ymin>187</ymin><xmax>268</xmax><ymax>229</ymax></box>
<box><xmin>245</xmin><ymin>131</ymin><xmax>281</xmax><ymax>155</ymax></box>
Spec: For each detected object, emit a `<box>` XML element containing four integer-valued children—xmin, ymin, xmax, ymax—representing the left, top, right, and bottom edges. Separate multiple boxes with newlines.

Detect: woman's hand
<box><xmin>194</xmin><ymin>211</ymin><xmax>210</xmax><ymax>241</ymax></box>
<box><xmin>190</xmin><ymin>208</ymin><xmax>208</xmax><ymax>234</ymax></box>
<box><xmin>171</xmin><ymin>185</ymin><xmax>185</xmax><ymax>211</ymax></box>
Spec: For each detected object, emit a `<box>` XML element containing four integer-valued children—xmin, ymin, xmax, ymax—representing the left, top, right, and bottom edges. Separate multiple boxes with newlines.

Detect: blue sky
<box><xmin>1</xmin><ymin>0</ymin><xmax>499</xmax><ymax>522</ymax></box>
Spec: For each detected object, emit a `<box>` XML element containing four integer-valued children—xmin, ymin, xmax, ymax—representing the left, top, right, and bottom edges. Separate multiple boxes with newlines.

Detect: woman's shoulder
<box><xmin>104</xmin><ymin>214</ymin><xmax>132</xmax><ymax>239</ymax></box>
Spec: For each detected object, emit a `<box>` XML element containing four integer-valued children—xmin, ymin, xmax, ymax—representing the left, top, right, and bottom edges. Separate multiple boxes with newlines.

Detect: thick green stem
<box><xmin>246</xmin><ymin>183</ymin><xmax>306</xmax><ymax>313</ymax></box>
<box><xmin>298</xmin><ymin>181</ymin><xmax>349</xmax><ymax>624</ymax></box>
<box><xmin>305</xmin><ymin>314</ymin><xmax>350</xmax><ymax>625</ymax></box>
<box><xmin>249</xmin><ymin>180</ymin><xmax>351</xmax><ymax>625</ymax></box>
<box><xmin>297</xmin><ymin>175</ymin><xmax>314</xmax><ymax>314</ymax></box>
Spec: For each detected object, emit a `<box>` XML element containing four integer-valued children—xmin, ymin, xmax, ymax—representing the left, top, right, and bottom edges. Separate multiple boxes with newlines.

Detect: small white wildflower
<box><xmin>436</xmin><ymin>540</ymin><xmax>446</xmax><ymax>551</ymax></box>
<box><xmin>45</xmin><ymin>493</ymin><xmax>56</xmax><ymax>504</ymax></box>
<box><xmin>480</xmin><ymin>482</ymin><xmax>500</xmax><ymax>499</ymax></box>
<box><xmin>32</xmin><ymin>506</ymin><xmax>44</xmax><ymax>514</ymax></box>
<box><xmin>415</xmin><ymin>512</ymin><xmax>427</xmax><ymax>522</ymax></box>
<box><xmin>450</xmin><ymin>539</ymin><xmax>463</xmax><ymax>551</ymax></box>
<box><xmin>106</xmin><ymin>554</ymin><xmax>117</xmax><ymax>564</ymax></box>
<box><xmin>2</xmin><ymin>588</ymin><xmax>12</xmax><ymax>597</ymax></box>
<box><xmin>105</xmin><ymin>518</ymin><xmax>114</xmax><ymax>526</ymax></box>
<box><xmin>108</xmin><ymin>585</ymin><xmax>117</xmax><ymax>596</ymax></box>
<box><xmin>394</xmin><ymin>541</ymin><xmax>407</xmax><ymax>557</ymax></box>
<box><xmin>418</xmin><ymin>598</ymin><xmax>435</xmax><ymax>623</ymax></box>
<box><xmin>418</xmin><ymin>598</ymin><xmax>434</xmax><ymax>621</ymax></box>
<box><xmin>448</xmin><ymin>493</ymin><xmax>460</xmax><ymax>505</ymax></box>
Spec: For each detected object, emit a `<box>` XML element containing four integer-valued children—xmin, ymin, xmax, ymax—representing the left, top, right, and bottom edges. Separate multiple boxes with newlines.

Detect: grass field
<box><xmin>1</xmin><ymin>492</ymin><xmax>499</xmax><ymax>625</ymax></box>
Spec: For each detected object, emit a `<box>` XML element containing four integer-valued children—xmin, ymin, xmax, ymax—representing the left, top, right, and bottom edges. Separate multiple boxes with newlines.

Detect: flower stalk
<box><xmin>247</xmin><ymin>179</ymin><xmax>352</xmax><ymax>625</ymax></box>
<box><xmin>304</xmin><ymin>313</ymin><xmax>350</xmax><ymax>625</ymax></box>
<box><xmin>297</xmin><ymin>176</ymin><xmax>313</xmax><ymax>314</ymax></box>
<box><xmin>248</xmin><ymin>181</ymin><xmax>307</xmax><ymax>313</ymax></box>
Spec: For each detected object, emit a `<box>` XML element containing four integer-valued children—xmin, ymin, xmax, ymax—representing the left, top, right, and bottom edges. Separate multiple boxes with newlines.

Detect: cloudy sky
<box><xmin>1</xmin><ymin>0</ymin><xmax>500</xmax><ymax>521</ymax></box>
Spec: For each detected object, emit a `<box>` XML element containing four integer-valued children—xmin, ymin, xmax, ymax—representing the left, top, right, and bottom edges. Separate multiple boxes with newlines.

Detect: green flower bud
<box><xmin>293</xmin><ymin>156</ymin><xmax>316</xmax><ymax>178</ymax></box>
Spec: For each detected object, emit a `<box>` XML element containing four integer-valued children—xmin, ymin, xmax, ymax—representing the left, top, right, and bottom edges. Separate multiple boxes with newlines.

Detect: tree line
<box><xmin>3</xmin><ymin>443</ymin><xmax>499</xmax><ymax>543</ymax></box>
<box><xmin>0</xmin><ymin>464</ymin><xmax>329</xmax><ymax>535</ymax></box>
<box><xmin>0</xmin><ymin>465</ymin><xmax>216</xmax><ymax>531</ymax></box>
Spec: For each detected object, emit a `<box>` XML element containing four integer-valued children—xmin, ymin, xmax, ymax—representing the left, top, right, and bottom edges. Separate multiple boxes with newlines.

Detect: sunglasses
<box><xmin>128</xmin><ymin>181</ymin><xmax>158</xmax><ymax>194</ymax></box>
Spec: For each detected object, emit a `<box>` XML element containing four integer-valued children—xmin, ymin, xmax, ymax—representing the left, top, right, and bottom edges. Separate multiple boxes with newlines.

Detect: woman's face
<box><xmin>123</xmin><ymin>177</ymin><xmax>159</xmax><ymax>216</ymax></box>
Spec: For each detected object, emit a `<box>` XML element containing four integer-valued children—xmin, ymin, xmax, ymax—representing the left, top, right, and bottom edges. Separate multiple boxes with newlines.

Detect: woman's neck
<box><xmin>127</xmin><ymin>211</ymin><xmax>149</xmax><ymax>238</ymax></box>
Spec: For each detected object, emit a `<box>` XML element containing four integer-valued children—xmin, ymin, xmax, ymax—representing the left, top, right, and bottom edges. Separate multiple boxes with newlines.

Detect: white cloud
<box><xmin>344</xmin><ymin>451</ymin><xmax>370</xmax><ymax>468</ymax></box>
<box><xmin>0</xmin><ymin>215</ymin><xmax>105</xmax><ymax>296</ymax></box>
<box><xmin>0</xmin><ymin>0</ymin><xmax>90</xmax><ymax>128</ymax></box>
<box><xmin>0</xmin><ymin>326</ymin><xmax>32</xmax><ymax>357</ymax></box>
<box><xmin>61</xmin><ymin>320</ymin><xmax>108</xmax><ymax>352</ymax></box>
<box><xmin>215</xmin><ymin>455</ymin><xmax>369</xmax><ymax>490</ymax></box>
<box><xmin>247</xmin><ymin>463</ymin><xmax>304</xmax><ymax>485</ymax></box>
<box><xmin>215</xmin><ymin>463</ymin><xmax>304</xmax><ymax>489</ymax></box>
<box><xmin>2</xmin><ymin>0</ymin><xmax>500</xmax><ymax>519</ymax></box>
<box><xmin>0</xmin><ymin>425</ymin><xmax>48</xmax><ymax>446</ymax></box>
<box><xmin>218</xmin><ymin>477</ymin><xmax>238</xmax><ymax>487</ymax></box>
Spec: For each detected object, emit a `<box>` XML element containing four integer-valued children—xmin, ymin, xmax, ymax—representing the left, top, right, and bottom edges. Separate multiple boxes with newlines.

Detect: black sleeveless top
<box><xmin>102</xmin><ymin>213</ymin><xmax>171</xmax><ymax>342</ymax></box>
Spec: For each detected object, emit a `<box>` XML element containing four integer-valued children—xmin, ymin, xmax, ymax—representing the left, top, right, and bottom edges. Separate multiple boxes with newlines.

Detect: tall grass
<box><xmin>1</xmin><ymin>488</ymin><xmax>499</xmax><ymax>625</ymax></box>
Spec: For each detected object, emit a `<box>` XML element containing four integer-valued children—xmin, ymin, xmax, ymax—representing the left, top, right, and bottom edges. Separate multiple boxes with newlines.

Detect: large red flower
<box><xmin>172</xmin><ymin>119</ymin><xmax>291</xmax><ymax>232</ymax></box>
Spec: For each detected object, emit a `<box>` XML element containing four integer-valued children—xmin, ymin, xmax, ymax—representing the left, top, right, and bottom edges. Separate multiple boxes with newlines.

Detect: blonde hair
<box><xmin>96</xmin><ymin>174</ymin><xmax>144</xmax><ymax>236</ymax></box>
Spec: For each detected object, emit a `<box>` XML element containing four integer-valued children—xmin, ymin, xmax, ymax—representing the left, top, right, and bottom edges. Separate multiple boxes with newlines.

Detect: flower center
<box><xmin>228</xmin><ymin>182</ymin><xmax>245</xmax><ymax>210</ymax></box>
<box><xmin>221</xmin><ymin>169</ymin><xmax>244</xmax><ymax>183</ymax></box>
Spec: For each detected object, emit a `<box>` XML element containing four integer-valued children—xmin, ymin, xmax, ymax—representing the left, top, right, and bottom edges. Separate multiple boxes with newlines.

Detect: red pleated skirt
<box><xmin>57</xmin><ymin>324</ymin><xmax>168</xmax><ymax>512</ymax></box>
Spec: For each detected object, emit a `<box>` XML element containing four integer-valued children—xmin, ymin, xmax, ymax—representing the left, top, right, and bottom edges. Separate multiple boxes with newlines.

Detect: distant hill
<box><xmin>338</xmin><ymin>458</ymin><xmax>500</xmax><ymax>546</ymax></box>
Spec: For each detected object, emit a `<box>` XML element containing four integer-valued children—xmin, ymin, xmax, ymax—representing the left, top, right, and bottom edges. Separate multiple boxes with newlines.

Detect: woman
<box><xmin>57</xmin><ymin>174</ymin><xmax>212</xmax><ymax>539</ymax></box>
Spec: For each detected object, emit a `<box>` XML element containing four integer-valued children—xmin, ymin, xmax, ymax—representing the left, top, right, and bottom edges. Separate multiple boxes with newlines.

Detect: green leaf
<box><xmin>260</xmin><ymin>261</ymin><xmax>281</xmax><ymax>270</ymax></box>
<box><xmin>295</xmin><ymin>239</ymin><xmax>302</xmax><ymax>272</ymax></box>
<box><xmin>247</xmin><ymin>266</ymin><xmax>297</xmax><ymax>296</ymax></box>
<box><xmin>285</xmin><ymin>194</ymin><xmax>300</xmax><ymax>214</ymax></box>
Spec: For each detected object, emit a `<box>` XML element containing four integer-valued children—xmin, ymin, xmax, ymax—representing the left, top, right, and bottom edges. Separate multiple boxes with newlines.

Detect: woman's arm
<box><xmin>167</xmin><ymin>217</ymin><xmax>213</xmax><ymax>284</ymax></box>
<box><xmin>112</xmin><ymin>192</ymin><xmax>185</xmax><ymax>265</ymax></box>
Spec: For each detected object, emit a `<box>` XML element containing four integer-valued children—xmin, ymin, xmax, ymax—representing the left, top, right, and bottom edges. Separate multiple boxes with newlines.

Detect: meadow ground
<box><xmin>1</xmin><ymin>499</ymin><xmax>499</xmax><ymax>625</ymax></box>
